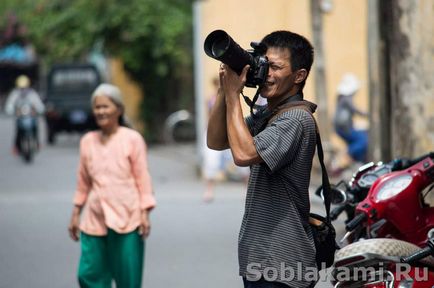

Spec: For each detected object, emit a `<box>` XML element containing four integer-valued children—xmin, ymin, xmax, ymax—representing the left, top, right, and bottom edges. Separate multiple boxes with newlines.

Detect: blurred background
<box><xmin>0</xmin><ymin>0</ymin><xmax>433</xmax><ymax>287</ymax></box>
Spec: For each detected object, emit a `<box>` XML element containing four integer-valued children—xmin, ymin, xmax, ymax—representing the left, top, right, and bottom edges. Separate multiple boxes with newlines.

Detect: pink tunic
<box><xmin>73</xmin><ymin>127</ymin><xmax>156</xmax><ymax>235</ymax></box>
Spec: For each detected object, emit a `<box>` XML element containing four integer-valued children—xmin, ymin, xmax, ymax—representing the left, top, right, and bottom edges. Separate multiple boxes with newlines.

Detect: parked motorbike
<box><xmin>316</xmin><ymin>161</ymin><xmax>393</xmax><ymax>223</ymax></box>
<box><xmin>327</xmin><ymin>152</ymin><xmax>434</xmax><ymax>287</ymax></box>
<box><xmin>16</xmin><ymin>103</ymin><xmax>38</xmax><ymax>163</ymax></box>
<box><xmin>316</xmin><ymin>153</ymin><xmax>434</xmax><ymax>226</ymax></box>
<box><xmin>340</xmin><ymin>152</ymin><xmax>434</xmax><ymax>245</ymax></box>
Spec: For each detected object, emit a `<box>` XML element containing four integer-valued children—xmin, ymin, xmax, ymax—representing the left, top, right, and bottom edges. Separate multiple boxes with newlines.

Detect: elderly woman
<box><xmin>68</xmin><ymin>83</ymin><xmax>156</xmax><ymax>287</ymax></box>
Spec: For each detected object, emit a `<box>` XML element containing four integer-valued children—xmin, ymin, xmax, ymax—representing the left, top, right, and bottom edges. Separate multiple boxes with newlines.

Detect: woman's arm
<box><xmin>131</xmin><ymin>134</ymin><xmax>156</xmax><ymax>239</ymax></box>
<box><xmin>68</xmin><ymin>139</ymin><xmax>91</xmax><ymax>241</ymax></box>
<box><xmin>131</xmin><ymin>134</ymin><xmax>156</xmax><ymax>212</ymax></box>
<box><xmin>72</xmin><ymin>140</ymin><xmax>92</xmax><ymax>206</ymax></box>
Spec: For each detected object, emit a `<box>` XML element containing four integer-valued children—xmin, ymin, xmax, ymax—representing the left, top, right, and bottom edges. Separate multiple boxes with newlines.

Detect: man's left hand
<box><xmin>220</xmin><ymin>64</ymin><xmax>250</xmax><ymax>101</ymax></box>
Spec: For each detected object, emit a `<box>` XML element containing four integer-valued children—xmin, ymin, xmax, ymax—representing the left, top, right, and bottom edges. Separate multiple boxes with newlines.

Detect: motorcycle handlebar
<box><xmin>393</xmin><ymin>152</ymin><xmax>434</xmax><ymax>170</ymax></box>
<box><xmin>330</xmin><ymin>205</ymin><xmax>347</xmax><ymax>221</ymax></box>
<box><xmin>401</xmin><ymin>239</ymin><xmax>434</xmax><ymax>264</ymax></box>
<box><xmin>401</xmin><ymin>246</ymin><xmax>434</xmax><ymax>264</ymax></box>
<box><xmin>345</xmin><ymin>213</ymin><xmax>367</xmax><ymax>231</ymax></box>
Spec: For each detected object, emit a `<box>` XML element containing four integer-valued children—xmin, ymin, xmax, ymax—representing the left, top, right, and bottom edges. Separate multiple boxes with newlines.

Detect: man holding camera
<box><xmin>207</xmin><ymin>31</ymin><xmax>317</xmax><ymax>288</ymax></box>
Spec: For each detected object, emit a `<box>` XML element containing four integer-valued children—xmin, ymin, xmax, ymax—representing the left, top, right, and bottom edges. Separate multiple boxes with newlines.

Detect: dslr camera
<box><xmin>204</xmin><ymin>30</ymin><xmax>269</xmax><ymax>88</ymax></box>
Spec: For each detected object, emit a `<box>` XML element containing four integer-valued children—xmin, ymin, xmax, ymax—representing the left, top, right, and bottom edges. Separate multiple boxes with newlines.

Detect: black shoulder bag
<box><xmin>268</xmin><ymin>101</ymin><xmax>339</xmax><ymax>269</ymax></box>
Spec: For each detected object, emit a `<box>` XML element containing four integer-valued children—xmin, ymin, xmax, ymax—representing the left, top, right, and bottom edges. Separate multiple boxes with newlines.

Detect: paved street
<box><xmin>0</xmin><ymin>114</ymin><xmax>343</xmax><ymax>288</ymax></box>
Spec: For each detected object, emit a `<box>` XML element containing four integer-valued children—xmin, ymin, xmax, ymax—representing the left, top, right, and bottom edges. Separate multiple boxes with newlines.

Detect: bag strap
<box><xmin>267</xmin><ymin>102</ymin><xmax>332</xmax><ymax>222</ymax></box>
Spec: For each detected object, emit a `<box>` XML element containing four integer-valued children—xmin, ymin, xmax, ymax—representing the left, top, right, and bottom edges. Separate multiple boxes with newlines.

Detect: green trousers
<box><xmin>78</xmin><ymin>229</ymin><xmax>145</xmax><ymax>288</ymax></box>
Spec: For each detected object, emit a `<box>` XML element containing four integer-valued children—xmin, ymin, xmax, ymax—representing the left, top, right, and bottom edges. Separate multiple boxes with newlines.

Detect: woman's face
<box><xmin>92</xmin><ymin>95</ymin><xmax>122</xmax><ymax>130</ymax></box>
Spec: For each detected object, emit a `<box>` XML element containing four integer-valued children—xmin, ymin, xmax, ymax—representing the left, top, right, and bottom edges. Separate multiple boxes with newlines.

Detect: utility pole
<box><xmin>310</xmin><ymin>0</ymin><xmax>330</xmax><ymax>141</ymax></box>
<box><xmin>377</xmin><ymin>0</ymin><xmax>434</xmax><ymax>157</ymax></box>
<box><xmin>367</xmin><ymin>0</ymin><xmax>392</xmax><ymax>161</ymax></box>
<box><xmin>193</xmin><ymin>1</ymin><xmax>206</xmax><ymax>168</ymax></box>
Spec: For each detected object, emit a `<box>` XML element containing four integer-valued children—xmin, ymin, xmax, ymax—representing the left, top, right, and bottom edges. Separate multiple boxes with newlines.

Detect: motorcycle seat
<box><xmin>334</xmin><ymin>238</ymin><xmax>434</xmax><ymax>268</ymax></box>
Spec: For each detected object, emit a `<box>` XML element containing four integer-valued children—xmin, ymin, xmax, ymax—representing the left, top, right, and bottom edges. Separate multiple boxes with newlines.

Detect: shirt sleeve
<box><xmin>29</xmin><ymin>90</ymin><xmax>45</xmax><ymax>114</ymax></box>
<box><xmin>4</xmin><ymin>90</ymin><xmax>18</xmax><ymax>115</ymax></box>
<box><xmin>73</xmin><ymin>138</ymin><xmax>92</xmax><ymax>206</ymax></box>
<box><xmin>253</xmin><ymin>112</ymin><xmax>304</xmax><ymax>173</ymax></box>
<box><xmin>130</xmin><ymin>133</ymin><xmax>156</xmax><ymax>211</ymax></box>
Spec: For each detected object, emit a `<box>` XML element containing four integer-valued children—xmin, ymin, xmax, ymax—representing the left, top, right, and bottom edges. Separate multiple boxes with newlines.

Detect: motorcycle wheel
<box><xmin>47</xmin><ymin>130</ymin><xmax>56</xmax><ymax>145</ymax></box>
<box><xmin>20</xmin><ymin>134</ymin><xmax>35</xmax><ymax>163</ymax></box>
<box><xmin>47</xmin><ymin>124</ymin><xmax>56</xmax><ymax>145</ymax></box>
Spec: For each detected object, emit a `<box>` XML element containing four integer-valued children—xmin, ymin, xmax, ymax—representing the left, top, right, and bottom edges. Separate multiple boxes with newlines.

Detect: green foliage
<box><xmin>1</xmin><ymin>0</ymin><xmax>194</xmax><ymax>141</ymax></box>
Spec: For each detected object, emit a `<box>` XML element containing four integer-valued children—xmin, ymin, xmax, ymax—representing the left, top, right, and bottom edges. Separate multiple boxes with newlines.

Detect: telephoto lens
<box><xmin>204</xmin><ymin>30</ymin><xmax>253</xmax><ymax>75</ymax></box>
<box><xmin>204</xmin><ymin>30</ymin><xmax>269</xmax><ymax>88</ymax></box>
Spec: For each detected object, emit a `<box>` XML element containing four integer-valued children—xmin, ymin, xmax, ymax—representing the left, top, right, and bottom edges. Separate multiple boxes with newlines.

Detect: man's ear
<box><xmin>294</xmin><ymin>69</ymin><xmax>308</xmax><ymax>84</ymax></box>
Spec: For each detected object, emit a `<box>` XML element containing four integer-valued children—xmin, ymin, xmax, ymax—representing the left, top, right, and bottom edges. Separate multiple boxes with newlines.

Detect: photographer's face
<box><xmin>260</xmin><ymin>47</ymin><xmax>298</xmax><ymax>101</ymax></box>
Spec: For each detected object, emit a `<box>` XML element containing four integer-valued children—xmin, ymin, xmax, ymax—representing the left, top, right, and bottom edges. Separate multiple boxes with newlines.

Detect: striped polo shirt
<box><xmin>239</xmin><ymin>101</ymin><xmax>318</xmax><ymax>288</ymax></box>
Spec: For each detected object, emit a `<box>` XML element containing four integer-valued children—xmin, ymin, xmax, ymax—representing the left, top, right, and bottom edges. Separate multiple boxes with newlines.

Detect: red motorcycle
<box><xmin>316</xmin><ymin>154</ymin><xmax>429</xmax><ymax>223</ymax></box>
<box><xmin>329</xmin><ymin>152</ymin><xmax>434</xmax><ymax>287</ymax></box>
<box><xmin>341</xmin><ymin>152</ymin><xmax>434</xmax><ymax>244</ymax></box>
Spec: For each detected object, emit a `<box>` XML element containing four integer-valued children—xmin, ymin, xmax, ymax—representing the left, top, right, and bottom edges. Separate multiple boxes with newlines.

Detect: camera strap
<box><xmin>248</xmin><ymin>91</ymin><xmax>304</xmax><ymax>123</ymax></box>
<box><xmin>267</xmin><ymin>101</ymin><xmax>332</xmax><ymax>221</ymax></box>
<box><xmin>241</xmin><ymin>88</ymin><xmax>262</xmax><ymax>116</ymax></box>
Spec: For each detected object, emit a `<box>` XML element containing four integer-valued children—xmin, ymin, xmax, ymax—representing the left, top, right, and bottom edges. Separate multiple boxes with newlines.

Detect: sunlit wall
<box><xmin>195</xmin><ymin>0</ymin><xmax>369</xmax><ymax>156</ymax></box>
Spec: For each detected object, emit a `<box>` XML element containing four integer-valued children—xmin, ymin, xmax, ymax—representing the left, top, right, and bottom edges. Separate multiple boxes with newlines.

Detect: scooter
<box><xmin>316</xmin><ymin>161</ymin><xmax>394</xmax><ymax>223</ymax></box>
<box><xmin>341</xmin><ymin>152</ymin><xmax>434</xmax><ymax>245</ymax></box>
<box><xmin>315</xmin><ymin>154</ymin><xmax>428</xmax><ymax>223</ymax></box>
<box><xmin>16</xmin><ymin>103</ymin><xmax>38</xmax><ymax>163</ymax></box>
<box><xmin>327</xmin><ymin>152</ymin><xmax>434</xmax><ymax>287</ymax></box>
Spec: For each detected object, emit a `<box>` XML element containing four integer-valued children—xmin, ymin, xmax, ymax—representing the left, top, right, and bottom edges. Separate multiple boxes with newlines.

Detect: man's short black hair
<box><xmin>261</xmin><ymin>31</ymin><xmax>314</xmax><ymax>90</ymax></box>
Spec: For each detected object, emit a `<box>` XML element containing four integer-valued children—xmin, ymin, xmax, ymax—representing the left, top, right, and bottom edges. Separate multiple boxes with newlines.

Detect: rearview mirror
<box><xmin>314</xmin><ymin>185</ymin><xmax>347</xmax><ymax>205</ymax></box>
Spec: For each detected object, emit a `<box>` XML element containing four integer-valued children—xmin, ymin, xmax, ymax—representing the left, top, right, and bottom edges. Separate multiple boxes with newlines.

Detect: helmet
<box><xmin>337</xmin><ymin>73</ymin><xmax>360</xmax><ymax>96</ymax></box>
<box><xmin>16</xmin><ymin>75</ymin><xmax>30</xmax><ymax>88</ymax></box>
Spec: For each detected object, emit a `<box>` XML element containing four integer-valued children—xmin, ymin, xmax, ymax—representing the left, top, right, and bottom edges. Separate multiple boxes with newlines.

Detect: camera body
<box><xmin>204</xmin><ymin>30</ymin><xmax>269</xmax><ymax>88</ymax></box>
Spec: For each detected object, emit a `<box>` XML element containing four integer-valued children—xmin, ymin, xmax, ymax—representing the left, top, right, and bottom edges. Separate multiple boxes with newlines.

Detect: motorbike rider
<box><xmin>4</xmin><ymin>75</ymin><xmax>45</xmax><ymax>153</ymax></box>
<box><xmin>333</xmin><ymin>73</ymin><xmax>369</xmax><ymax>166</ymax></box>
